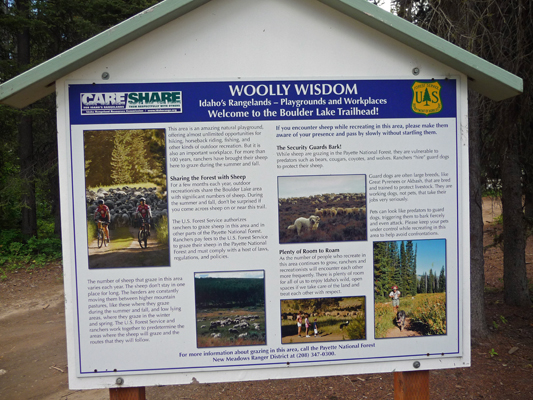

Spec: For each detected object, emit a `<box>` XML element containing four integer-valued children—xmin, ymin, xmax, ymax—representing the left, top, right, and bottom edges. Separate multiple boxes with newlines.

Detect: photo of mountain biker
<box><xmin>94</xmin><ymin>199</ymin><xmax>110</xmax><ymax>242</ymax></box>
<box><xmin>136</xmin><ymin>197</ymin><xmax>152</xmax><ymax>236</ymax></box>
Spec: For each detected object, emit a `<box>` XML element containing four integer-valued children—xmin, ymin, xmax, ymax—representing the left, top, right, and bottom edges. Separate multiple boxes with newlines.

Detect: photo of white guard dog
<box><xmin>287</xmin><ymin>215</ymin><xmax>320</xmax><ymax>236</ymax></box>
<box><xmin>278</xmin><ymin>174</ymin><xmax>366</xmax><ymax>244</ymax></box>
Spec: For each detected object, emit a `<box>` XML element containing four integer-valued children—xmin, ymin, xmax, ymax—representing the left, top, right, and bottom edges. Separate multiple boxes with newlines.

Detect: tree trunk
<box><xmin>524</xmin><ymin>186</ymin><xmax>533</xmax><ymax>223</ymax></box>
<box><xmin>468</xmin><ymin>91</ymin><xmax>489</xmax><ymax>338</ymax></box>
<box><xmin>501</xmin><ymin>131</ymin><xmax>531</xmax><ymax>307</ymax></box>
<box><xmin>16</xmin><ymin>0</ymin><xmax>38</xmax><ymax>240</ymax></box>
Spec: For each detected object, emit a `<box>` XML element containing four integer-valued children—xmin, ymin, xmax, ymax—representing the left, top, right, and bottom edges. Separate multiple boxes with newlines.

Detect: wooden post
<box><xmin>394</xmin><ymin>370</ymin><xmax>429</xmax><ymax>400</ymax></box>
<box><xmin>109</xmin><ymin>387</ymin><xmax>146</xmax><ymax>400</ymax></box>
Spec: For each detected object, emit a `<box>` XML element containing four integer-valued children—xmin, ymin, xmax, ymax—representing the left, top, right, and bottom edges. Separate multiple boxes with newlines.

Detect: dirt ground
<box><xmin>1</xmin><ymin>198</ymin><xmax>532</xmax><ymax>399</ymax></box>
<box><xmin>88</xmin><ymin>227</ymin><xmax>170</xmax><ymax>269</ymax></box>
<box><xmin>385</xmin><ymin>317</ymin><xmax>422</xmax><ymax>338</ymax></box>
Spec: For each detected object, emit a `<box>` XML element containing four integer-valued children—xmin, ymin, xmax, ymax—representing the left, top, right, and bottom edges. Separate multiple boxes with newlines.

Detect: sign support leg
<box><xmin>109</xmin><ymin>387</ymin><xmax>146</xmax><ymax>400</ymax></box>
<box><xmin>393</xmin><ymin>370</ymin><xmax>429</xmax><ymax>400</ymax></box>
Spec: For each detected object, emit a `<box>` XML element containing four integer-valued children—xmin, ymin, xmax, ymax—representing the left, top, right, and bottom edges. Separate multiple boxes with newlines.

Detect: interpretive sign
<box><xmin>64</xmin><ymin>77</ymin><xmax>467</xmax><ymax>386</ymax></box>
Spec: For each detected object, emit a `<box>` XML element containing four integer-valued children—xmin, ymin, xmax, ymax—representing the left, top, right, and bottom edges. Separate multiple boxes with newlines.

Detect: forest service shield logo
<box><xmin>411</xmin><ymin>81</ymin><xmax>442</xmax><ymax>115</ymax></box>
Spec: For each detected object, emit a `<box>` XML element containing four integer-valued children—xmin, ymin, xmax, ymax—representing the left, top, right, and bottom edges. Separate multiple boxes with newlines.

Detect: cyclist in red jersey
<box><xmin>136</xmin><ymin>197</ymin><xmax>152</xmax><ymax>236</ymax></box>
<box><xmin>94</xmin><ymin>199</ymin><xmax>110</xmax><ymax>243</ymax></box>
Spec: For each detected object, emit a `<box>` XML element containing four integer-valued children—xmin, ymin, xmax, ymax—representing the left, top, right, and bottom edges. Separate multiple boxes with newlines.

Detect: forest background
<box><xmin>84</xmin><ymin>129</ymin><xmax>166</xmax><ymax>189</ymax></box>
<box><xmin>373</xmin><ymin>240</ymin><xmax>446</xmax><ymax>301</ymax></box>
<box><xmin>0</xmin><ymin>0</ymin><xmax>531</xmax><ymax>338</ymax></box>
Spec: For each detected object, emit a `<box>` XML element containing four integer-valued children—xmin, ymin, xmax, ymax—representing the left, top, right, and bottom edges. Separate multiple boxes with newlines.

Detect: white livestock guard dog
<box><xmin>287</xmin><ymin>215</ymin><xmax>320</xmax><ymax>236</ymax></box>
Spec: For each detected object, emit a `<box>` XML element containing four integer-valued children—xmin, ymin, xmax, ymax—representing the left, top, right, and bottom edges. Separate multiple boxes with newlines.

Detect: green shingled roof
<box><xmin>0</xmin><ymin>0</ymin><xmax>522</xmax><ymax>108</ymax></box>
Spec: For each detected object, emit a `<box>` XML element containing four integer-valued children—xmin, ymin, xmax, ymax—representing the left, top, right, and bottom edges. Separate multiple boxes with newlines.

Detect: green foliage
<box><xmin>85</xmin><ymin>129</ymin><xmax>166</xmax><ymax>188</ymax></box>
<box><xmin>489</xmin><ymin>348</ymin><xmax>498</xmax><ymax>357</ymax></box>
<box><xmin>155</xmin><ymin>215</ymin><xmax>168</xmax><ymax>244</ymax></box>
<box><xmin>87</xmin><ymin>219</ymin><xmax>97</xmax><ymax>245</ymax></box>
<box><xmin>0</xmin><ymin>229</ymin><xmax>22</xmax><ymax>244</ymax></box>
<box><xmin>374</xmin><ymin>240</ymin><xmax>421</xmax><ymax>299</ymax></box>
<box><xmin>9</xmin><ymin>241</ymin><xmax>24</xmax><ymax>256</ymax></box>
<box><xmin>0</xmin><ymin>229</ymin><xmax>62</xmax><ymax>270</ymax></box>
<box><xmin>0</xmin><ymin>166</ymin><xmax>24</xmax><ymax>228</ymax></box>
<box><xmin>345</xmin><ymin>315</ymin><xmax>366</xmax><ymax>340</ymax></box>
<box><xmin>37</xmin><ymin>219</ymin><xmax>54</xmax><ymax>237</ymax></box>
<box><xmin>410</xmin><ymin>293</ymin><xmax>447</xmax><ymax>335</ymax></box>
<box><xmin>281</xmin><ymin>298</ymin><xmax>342</xmax><ymax>314</ymax></box>
<box><xmin>111</xmin><ymin>131</ymin><xmax>135</xmax><ymax>184</ymax></box>
<box><xmin>374</xmin><ymin>302</ymin><xmax>395</xmax><ymax>338</ymax></box>
<box><xmin>26</xmin><ymin>236</ymin><xmax>60</xmax><ymax>254</ymax></box>
<box><xmin>438</xmin><ymin>266</ymin><xmax>446</xmax><ymax>292</ymax></box>
<box><xmin>428</xmin><ymin>269</ymin><xmax>434</xmax><ymax>293</ymax></box>
<box><xmin>482</xmin><ymin>186</ymin><xmax>502</xmax><ymax>198</ymax></box>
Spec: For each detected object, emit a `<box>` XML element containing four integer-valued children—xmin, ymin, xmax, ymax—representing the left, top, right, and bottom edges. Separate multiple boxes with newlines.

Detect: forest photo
<box><xmin>374</xmin><ymin>239</ymin><xmax>447</xmax><ymax>339</ymax></box>
<box><xmin>278</xmin><ymin>175</ymin><xmax>367</xmax><ymax>244</ymax></box>
<box><xmin>194</xmin><ymin>271</ymin><xmax>266</xmax><ymax>347</ymax></box>
<box><xmin>84</xmin><ymin>129</ymin><xmax>170</xmax><ymax>268</ymax></box>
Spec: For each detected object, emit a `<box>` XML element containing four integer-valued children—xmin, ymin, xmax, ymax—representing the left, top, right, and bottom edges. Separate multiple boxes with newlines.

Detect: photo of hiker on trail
<box><xmin>84</xmin><ymin>128</ymin><xmax>170</xmax><ymax>269</ymax></box>
<box><xmin>373</xmin><ymin>239</ymin><xmax>447</xmax><ymax>339</ymax></box>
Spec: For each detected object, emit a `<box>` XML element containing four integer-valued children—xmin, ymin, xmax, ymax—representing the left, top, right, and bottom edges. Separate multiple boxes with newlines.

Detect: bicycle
<box><xmin>138</xmin><ymin>219</ymin><xmax>150</xmax><ymax>248</ymax></box>
<box><xmin>96</xmin><ymin>220</ymin><xmax>109</xmax><ymax>248</ymax></box>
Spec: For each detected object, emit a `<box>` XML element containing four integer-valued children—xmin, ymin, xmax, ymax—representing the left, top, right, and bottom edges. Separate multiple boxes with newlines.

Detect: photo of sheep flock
<box><xmin>194</xmin><ymin>271</ymin><xmax>266</xmax><ymax>348</ymax></box>
<box><xmin>278</xmin><ymin>175</ymin><xmax>367</xmax><ymax>243</ymax></box>
<box><xmin>280</xmin><ymin>296</ymin><xmax>366</xmax><ymax>343</ymax></box>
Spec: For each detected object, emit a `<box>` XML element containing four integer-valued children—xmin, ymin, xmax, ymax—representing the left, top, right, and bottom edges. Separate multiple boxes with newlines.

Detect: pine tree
<box><xmin>373</xmin><ymin>242</ymin><xmax>386</xmax><ymax>299</ymax></box>
<box><xmin>400</xmin><ymin>241</ymin><xmax>407</xmax><ymax>292</ymax></box>
<box><xmin>129</xmin><ymin>130</ymin><xmax>150</xmax><ymax>182</ymax></box>
<box><xmin>374</xmin><ymin>242</ymin><xmax>393</xmax><ymax>300</ymax></box>
<box><xmin>386</xmin><ymin>243</ymin><xmax>398</xmax><ymax>295</ymax></box>
<box><xmin>411</xmin><ymin>243</ymin><xmax>418</xmax><ymax>295</ymax></box>
<box><xmin>404</xmin><ymin>241</ymin><xmax>416</xmax><ymax>296</ymax></box>
<box><xmin>84</xmin><ymin>130</ymin><xmax>116</xmax><ymax>186</ymax></box>
<box><xmin>111</xmin><ymin>131</ymin><xmax>134</xmax><ymax>184</ymax></box>
<box><xmin>422</xmin><ymin>88</ymin><xmax>431</xmax><ymax>106</ymax></box>
<box><xmin>428</xmin><ymin>269</ymin><xmax>434</xmax><ymax>293</ymax></box>
<box><xmin>419</xmin><ymin>272</ymin><xmax>427</xmax><ymax>294</ymax></box>
<box><xmin>439</xmin><ymin>266</ymin><xmax>446</xmax><ymax>293</ymax></box>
